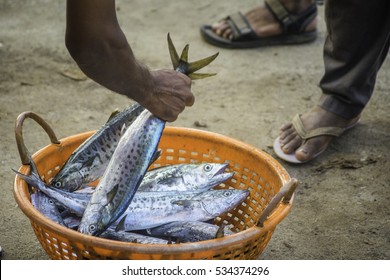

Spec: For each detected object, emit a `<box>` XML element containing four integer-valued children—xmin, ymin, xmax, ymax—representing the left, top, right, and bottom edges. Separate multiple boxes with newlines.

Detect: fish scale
<box><xmin>50</xmin><ymin>103</ymin><xmax>145</xmax><ymax>192</ymax></box>
<box><xmin>112</xmin><ymin>189</ymin><xmax>249</xmax><ymax>231</ymax></box>
<box><xmin>78</xmin><ymin>110</ymin><xmax>165</xmax><ymax>236</ymax></box>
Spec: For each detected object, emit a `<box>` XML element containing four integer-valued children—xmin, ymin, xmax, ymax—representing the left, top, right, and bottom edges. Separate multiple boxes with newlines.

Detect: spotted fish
<box><xmin>113</xmin><ymin>189</ymin><xmax>249</xmax><ymax>231</ymax></box>
<box><xmin>77</xmin><ymin>110</ymin><xmax>165</xmax><ymax>236</ymax></box>
<box><xmin>13</xmin><ymin>166</ymin><xmax>90</xmax><ymax>217</ymax></box>
<box><xmin>145</xmin><ymin>221</ymin><xmax>235</xmax><ymax>243</ymax></box>
<box><xmin>100</xmin><ymin>228</ymin><xmax>174</xmax><ymax>245</ymax></box>
<box><xmin>138</xmin><ymin>163</ymin><xmax>233</xmax><ymax>192</ymax></box>
<box><xmin>50</xmin><ymin>103</ymin><xmax>145</xmax><ymax>192</ymax></box>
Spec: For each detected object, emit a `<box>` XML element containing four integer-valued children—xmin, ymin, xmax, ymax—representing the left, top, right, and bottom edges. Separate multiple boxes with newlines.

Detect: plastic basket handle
<box><xmin>257</xmin><ymin>178</ymin><xmax>299</xmax><ymax>227</ymax></box>
<box><xmin>15</xmin><ymin>111</ymin><xmax>60</xmax><ymax>165</ymax></box>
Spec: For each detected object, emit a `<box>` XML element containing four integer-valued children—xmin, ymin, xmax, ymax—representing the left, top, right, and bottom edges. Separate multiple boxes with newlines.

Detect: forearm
<box><xmin>65</xmin><ymin>0</ymin><xmax>154</xmax><ymax>105</ymax></box>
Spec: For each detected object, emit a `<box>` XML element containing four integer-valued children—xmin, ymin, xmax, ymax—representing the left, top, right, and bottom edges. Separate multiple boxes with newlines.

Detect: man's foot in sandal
<box><xmin>273</xmin><ymin>106</ymin><xmax>361</xmax><ymax>163</ymax></box>
<box><xmin>200</xmin><ymin>0</ymin><xmax>318</xmax><ymax>49</ymax></box>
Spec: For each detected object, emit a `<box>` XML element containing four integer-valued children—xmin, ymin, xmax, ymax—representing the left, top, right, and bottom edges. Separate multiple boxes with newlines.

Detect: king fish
<box><xmin>100</xmin><ymin>228</ymin><xmax>174</xmax><ymax>245</ymax></box>
<box><xmin>14</xmin><ymin>161</ymin><xmax>234</xmax><ymax>217</ymax></box>
<box><xmin>78</xmin><ymin>109</ymin><xmax>165</xmax><ymax>236</ymax></box>
<box><xmin>50</xmin><ymin>103</ymin><xmax>145</xmax><ymax>192</ymax></box>
<box><xmin>113</xmin><ymin>189</ymin><xmax>249</xmax><ymax>231</ymax></box>
<box><xmin>15</xmin><ymin>168</ymin><xmax>247</xmax><ymax>234</ymax></box>
<box><xmin>145</xmin><ymin>221</ymin><xmax>235</xmax><ymax>243</ymax></box>
<box><xmin>138</xmin><ymin>163</ymin><xmax>233</xmax><ymax>192</ymax></box>
<box><xmin>14</xmin><ymin>167</ymin><xmax>90</xmax><ymax>217</ymax></box>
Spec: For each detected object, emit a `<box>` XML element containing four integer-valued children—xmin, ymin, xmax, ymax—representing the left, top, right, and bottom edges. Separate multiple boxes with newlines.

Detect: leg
<box><xmin>200</xmin><ymin>0</ymin><xmax>318</xmax><ymax>48</ymax></box>
<box><xmin>275</xmin><ymin>0</ymin><xmax>390</xmax><ymax>163</ymax></box>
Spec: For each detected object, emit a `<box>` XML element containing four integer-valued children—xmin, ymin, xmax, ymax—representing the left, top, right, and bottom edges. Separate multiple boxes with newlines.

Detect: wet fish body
<box><xmin>14</xmin><ymin>169</ymin><xmax>90</xmax><ymax>216</ymax></box>
<box><xmin>146</xmin><ymin>221</ymin><xmax>235</xmax><ymax>243</ymax></box>
<box><xmin>139</xmin><ymin>163</ymin><xmax>233</xmax><ymax>192</ymax></box>
<box><xmin>78</xmin><ymin>110</ymin><xmax>165</xmax><ymax>236</ymax></box>
<box><xmin>100</xmin><ymin>229</ymin><xmax>173</xmax><ymax>245</ymax></box>
<box><xmin>50</xmin><ymin>103</ymin><xmax>145</xmax><ymax>192</ymax></box>
<box><xmin>114</xmin><ymin>189</ymin><xmax>249</xmax><ymax>231</ymax></box>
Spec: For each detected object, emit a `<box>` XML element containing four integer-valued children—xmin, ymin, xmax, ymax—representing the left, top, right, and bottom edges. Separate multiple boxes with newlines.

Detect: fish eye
<box><xmin>223</xmin><ymin>190</ymin><xmax>233</xmax><ymax>197</ymax></box>
<box><xmin>54</xmin><ymin>181</ymin><xmax>62</xmax><ymax>188</ymax></box>
<box><xmin>48</xmin><ymin>199</ymin><xmax>54</xmax><ymax>204</ymax></box>
<box><xmin>89</xmin><ymin>224</ymin><xmax>96</xmax><ymax>232</ymax></box>
<box><xmin>203</xmin><ymin>164</ymin><xmax>212</xmax><ymax>172</ymax></box>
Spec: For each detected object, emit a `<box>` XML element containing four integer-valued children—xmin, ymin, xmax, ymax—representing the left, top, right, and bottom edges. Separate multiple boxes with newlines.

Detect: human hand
<box><xmin>142</xmin><ymin>69</ymin><xmax>194</xmax><ymax>122</ymax></box>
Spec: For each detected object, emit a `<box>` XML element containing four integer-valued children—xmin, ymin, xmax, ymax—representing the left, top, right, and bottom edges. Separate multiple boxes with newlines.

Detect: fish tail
<box><xmin>12</xmin><ymin>168</ymin><xmax>41</xmax><ymax>188</ymax></box>
<box><xmin>167</xmin><ymin>33</ymin><xmax>219</xmax><ymax>80</ymax></box>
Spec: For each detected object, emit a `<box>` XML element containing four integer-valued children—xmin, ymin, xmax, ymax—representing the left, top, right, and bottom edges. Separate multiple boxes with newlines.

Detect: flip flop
<box><xmin>200</xmin><ymin>0</ymin><xmax>317</xmax><ymax>49</ymax></box>
<box><xmin>273</xmin><ymin>114</ymin><xmax>360</xmax><ymax>164</ymax></box>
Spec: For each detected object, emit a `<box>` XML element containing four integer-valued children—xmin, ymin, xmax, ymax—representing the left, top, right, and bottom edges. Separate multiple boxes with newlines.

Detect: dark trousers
<box><xmin>318</xmin><ymin>0</ymin><xmax>390</xmax><ymax>119</ymax></box>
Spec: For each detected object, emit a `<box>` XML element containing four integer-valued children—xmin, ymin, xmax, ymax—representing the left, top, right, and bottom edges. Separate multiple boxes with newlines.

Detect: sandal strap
<box><xmin>226</xmin><ymin>12</ymin><xmax>254</xmax><ymax>39</ymax></box>
<box><xmin>292</xmin><ymin>114</ymin><xmax>345</xmax><ymax>140</ymax></box>
<box><xmin>265</xmin><ymin>0</ymin><xmax>317</xmax><ymax>33</ymax></box>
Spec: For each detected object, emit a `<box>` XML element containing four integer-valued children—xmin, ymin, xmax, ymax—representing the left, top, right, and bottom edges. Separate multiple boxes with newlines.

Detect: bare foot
<box><xmin>211</xmin><ymin>0</ymin><xmax>317</xmax><ymax>40</ymax></box>
<box><xmin>279</xmin><ymin>106</ymin><xmax>360</xmax><ymax>162</ymax></box>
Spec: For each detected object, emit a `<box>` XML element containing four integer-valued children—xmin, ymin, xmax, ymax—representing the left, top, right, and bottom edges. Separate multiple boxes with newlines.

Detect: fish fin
<box><xmin>106</xmin><ymin>184</ymin><xmax>119</xmax><ymax>204</ymax></box>
<box><xmin>115</xmin><ymin>214</ymin><xmax>127</xmax><ymax>232</ymax></box>
<box><xmin>179</xmin><ymin>44</ymin><xmax>189</xmax><ymax>63</ymax></box>
<box><xmin>120</xmin><ymin>123</ymin><xmax>127</xmax><ymax>135</ymax></box>
<box><xmin>188</xmin><ymin>73</ymin><xmax>217</xmax><ymax>80</ymax></box>
<box><xmin>171</xmin><ymin>199</ymin><xmax>192</xmax><ymax>207</ymax></box>
<box><xmin>149</xmin><ymin>149</ymin><xmax>162</xmax><ymax>166</ymax></box>
<box><xmin>28</xmin><ymin>155</ymin><xmax>41</xmax><ymax>177</ymax></box>
<box><xmin>81</xmin><ymin>156</ymin><xmax>97</xmax><ymax>169</ymax></box>
<box><xmin>187</xmin><ymin>52</ymin><xmax>219</xmax><ymax>74</ymax></box>
<box><xmin>106</xmin><ymin>108</ymin><xmax>121</xmax><ymax>123</ymax></box>
<box><xmin>167</xmin><ymin>33</ymin><xmax>179</xmax><ymax>69</ymax></box>
<box><xmin>167</xmin><ymin>33</ymin><xmax>218</xmax><ymax>80</ymax></box>
<box><xmin>215</xmin><ymin>223</ymin><xmax>226</xmax><ymax>238</ymax></box>
<box><xmin>12</xmin><ymin>168</ymin><xmax>42</xmax><ymax>188</ymax></box>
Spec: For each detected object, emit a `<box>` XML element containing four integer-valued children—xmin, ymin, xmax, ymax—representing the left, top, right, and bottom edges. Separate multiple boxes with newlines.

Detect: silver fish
<box><xmin>50</xmin><ymin>103</ymin><xmax>145</xmax><ymax>192</ymax></box>
<box><xmin>100</xmin><ymin>229</ymin><xmax>173</xmax><ymax>245</ymax></box>
<box><xmin>78</xmin><ymin>110</ymin><xmax>165</xmax><ymax>236</ymax></box>
<box><xmin>139</xmin><ymin>163</ymin><xmax>233</xmax><ymax>192</ymax></box>
<box><xmin>113</xmin><ymin>189</ymin><xmax>249</xmax><ymax>231</ymax></box>
<box><xmin>145</xmin><ymin>221</ymin><xmax>235</xmax><ymax>243</ymax></box>
<box><xmin>31</xmin><ymin>191</ymin><xmax>66</xmax><ymax>226</ymax></box>
<box><xmin>14</xmin><ymin>168</ymin><xmax>90</xmax><ymax>217</ymax></box>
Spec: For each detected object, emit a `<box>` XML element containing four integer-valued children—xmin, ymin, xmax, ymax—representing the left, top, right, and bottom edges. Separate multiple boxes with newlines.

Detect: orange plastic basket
<box><xmin>13</xmin><ymin>111</ymin><xmax>297</xmax><ymax>260</ymax></box>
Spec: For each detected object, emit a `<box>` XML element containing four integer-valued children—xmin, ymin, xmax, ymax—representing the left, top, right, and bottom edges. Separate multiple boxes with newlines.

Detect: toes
<box><xmin>212</xmin><ymin>22</ymin><xmax>230</xmax><ymax>38</ymax></box>
<box><xmin>281</xmin><ymin>135</ymin><xmax>302</xmax><ymax>154</ymax></box>
<box><xmin>295</xmin><ymin>137</ymin><xmax>331</xmax><ymax>162</ymax></box>
<box><xmin>279</xmin><ymin>125</ymin><xmax>295</xmax><ymax>141</ymax></box>
<box><xmin>280</xmin><ymin>123</ymin><xmax>292</xmax><ymax>132</ymax></box>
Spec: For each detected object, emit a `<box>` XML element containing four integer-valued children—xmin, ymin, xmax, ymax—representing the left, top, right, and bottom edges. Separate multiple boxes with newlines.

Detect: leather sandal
<box><xmin>200</xmin><ymin>0</ymin><xmax>318</xmax><ymax>49</ymax></box>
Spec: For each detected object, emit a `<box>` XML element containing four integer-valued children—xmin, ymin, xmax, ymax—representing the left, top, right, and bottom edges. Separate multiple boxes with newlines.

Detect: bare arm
<box><xmin>65</xmin><ymin>0</ymin><xmax>193</xmax><ymax>121</ymax></box>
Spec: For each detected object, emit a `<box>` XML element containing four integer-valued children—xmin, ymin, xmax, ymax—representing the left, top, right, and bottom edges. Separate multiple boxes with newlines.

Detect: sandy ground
<box><xmin>1</xmin><ymin>0</ymin><xmax>389</xmax><ymax>260</ymax></box>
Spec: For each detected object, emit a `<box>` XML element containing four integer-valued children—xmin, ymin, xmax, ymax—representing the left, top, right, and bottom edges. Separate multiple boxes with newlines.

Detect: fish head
<box><xmin>189</xmin><ymin>163</ymin><xmax>232</xmax><ymax>191</ymax></box>
<box><xmin>198</xmin><ymin>189</ymin><xmax>249</xmax><ymax>217</ymax></box>
<box><xmin>78</xmin><ymin>203</ymin><xmax>111</xmax><ymax>236</ymax></box>
<box><xmin>50</xmin><ymin>165</ymin><xmax>84</xmax><ymax>192</ymax></box>
<box><xmin>195</xmin><ymin>163</ymin><xmax>229</xmax><ymax>179</ymax></box>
